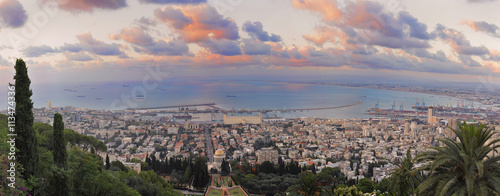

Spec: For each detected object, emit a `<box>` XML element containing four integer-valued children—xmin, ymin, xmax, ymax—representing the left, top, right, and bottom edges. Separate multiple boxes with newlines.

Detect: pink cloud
<box><xmin>109</xmin><ymin>27</ymin><xmax>154</xmax><ymax>46</ymax></box>
<box><xmin>291</xmin><ymin>0</ymin><xmax>342</xmax><ymax>22</ymax></box>
<box><xmin>154</xmin><ymin>4</ymin><xmax>239</xmax><ymax>42</ymax></box>
<box><xmin>303</xmin><ymin>26</ymin><xmax>340</xmax><ymax>47</ymax></box>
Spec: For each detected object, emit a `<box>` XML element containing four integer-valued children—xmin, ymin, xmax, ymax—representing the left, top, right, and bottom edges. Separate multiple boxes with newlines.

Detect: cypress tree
<box><xmin>105</xmin><ymin>154</ymin><xmax>110</xmax><ymax>170</ymax></box>
<box><xmin>14</xmin><ymin>59</ymin><xmax>39</xmax><ymax>180</ymax></box>
<box><xmin>53</xmin><ymin>113</ymin><xmax>67</xmax><ymax>169</ymax></box>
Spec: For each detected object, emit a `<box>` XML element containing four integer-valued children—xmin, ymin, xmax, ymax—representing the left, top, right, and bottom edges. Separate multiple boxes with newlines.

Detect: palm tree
<box><xmin>415</xmin><ymin>123</ymin><xmax>500</xmax><ymax>196</ymax></box>
<box><xmin>388</xmin><ymin>148</ymin><xmax>422</xmax><ymax>196</ymax></box>
<box><xmin>287</xmin><ymin>171</ymin><xmax>325</xmax><ymax>196</ymax></box>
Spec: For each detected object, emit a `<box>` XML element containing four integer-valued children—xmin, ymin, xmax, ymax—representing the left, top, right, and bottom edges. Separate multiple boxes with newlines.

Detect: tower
<box><xmin>46</xmin><ymin>100</ymin><xmax>52</xmax><ymax>110</ymax></box>
<box><xmin>427</xmin><ymin>107</ymin><xmax>436</xmax><ymax>124</ymax></box>
<box><xmin>404</xmin><ymin>119</ymin><xmax>411</xmax><ymax>135</ymax></box>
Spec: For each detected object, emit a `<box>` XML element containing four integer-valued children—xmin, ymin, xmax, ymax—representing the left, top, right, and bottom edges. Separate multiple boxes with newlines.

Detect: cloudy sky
<box><xmin>1</xmin><ymin>0</ymin><xmax>500</xmax><ymax>85</ymax></box>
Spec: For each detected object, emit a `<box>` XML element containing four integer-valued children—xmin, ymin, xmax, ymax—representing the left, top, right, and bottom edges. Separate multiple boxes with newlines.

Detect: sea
<box><xmin>0</xmin><ymin>80</ymin><xmax>487</xmax><ymax>119</ymax></box>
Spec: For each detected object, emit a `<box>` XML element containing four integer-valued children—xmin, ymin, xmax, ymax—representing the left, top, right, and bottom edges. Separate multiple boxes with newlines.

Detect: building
<box><xmin>428</xmin><ymin>108</ymin><xmax>438</xmax><ymax>124</ymax></box>
<box><xmin>223</xmin><ymin>113</ymin><xmax>262</xmax><ymax>125</ymax></box>
<box><xmin>123</xmin><ymin>162</ymin><xmax>141</xmax><ymax>173</ymax></box>
<box><xmin>167</xmin><ymin>126</ymin><xmax>179</xmax><ymax>135</ymax></box>
<box><xmin>209</xmin><ymin>149</ymin><xmax>226</xmax><ymax>172</ymax></box>
<box><xmin>233</xmin><ymin>150</ymin><xmax>244</xmax><ymax>160</ymax></box>
<box><xmin>46</xmin><ymin>100</ymin><xmax>52</xmax><ymax>110</ymax></box>
<box><xmin>404</xmin><ymin>119</ymin><xmax>411</xmax><ymax>135</ymax></box>
<box><xmin>257</xmin><ymin>147</ymin><xmax>279</xmax><ymax>164</ymax></box>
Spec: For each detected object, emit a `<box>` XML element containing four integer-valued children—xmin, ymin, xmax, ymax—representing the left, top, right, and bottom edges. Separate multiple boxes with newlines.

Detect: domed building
<box><xmin>208</xmin><ymin>149</ymin><xmax>226</xmax><ymax>172</ymax></box>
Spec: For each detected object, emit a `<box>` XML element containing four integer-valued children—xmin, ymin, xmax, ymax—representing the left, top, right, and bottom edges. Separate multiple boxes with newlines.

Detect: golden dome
<box><xmin>214</xmin><ymin>149</ymin><xmax>224</xmax><ymax>156</ymax></box>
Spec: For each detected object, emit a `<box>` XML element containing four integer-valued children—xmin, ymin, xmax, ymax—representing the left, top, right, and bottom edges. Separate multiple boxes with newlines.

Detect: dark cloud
<box><xmin>242</xmin><ymin>21</ymin><xmax>282</xmax><ymax>42</ymax></box>
<box><xmin>140</xmin><ymin>0</ymin><xmax>206</xmax><ymax>4</ymax></box>
<box><xmin>461</xmin><ymin>20</ymin><xmax>499</xmax><ymax>37</ymax></box>
<box><xmin>459</xmin><ymin>55</ymin><xmax>482</xmax><ymax>67</ymax></box>
<box><xmin>134</xmin><ymin>40</ymin><xmax>190</xmax><ymax>56</ymax></box>
<box><xmin>65</xmin><ymin>52</ymin><xmax>93</xmax><ymax>61</ymax></box>
<box><xmin>154</xmin><ymin>6</ymin><xmax>193</xmax><ymax>29</ymax></box>
<box><xmin>407</xmin><ymin>49</ymin><xmax>448</xmax><ymax>62</ymax></box>
<box><xmin>399</xmin><ymin>11</ymin><xmax>431</xmax><ymax>40</ymax></box>
<box><xmin>201</xmin><ymin>39</ymin><xmax>241</xmax><ymax>56</ymax></box>
<box><xmin>0</xmin><ymin>0</ymin><xmax>27</xmax><ymax>28</ymax></box>
<box><xmin>22</xmin><ymin>45</ymin><xmax>57</xmax><ymax>57</ymax></box>
<box><xmin>76</xmin><ymin>33</ymin><xmax>123</xmax><ymax>56</ymax></box>
<box><xmin>288</xmin><ymin>47</ymin><xmax>306</xmax><ymax>60</ymax></box>
<box><xmin>110</xmin><ymin>26</ymin><xmax>189</xmax><ymax>56</ymax></box>
<box><xmin>242</xmin><ymin>39</ymin><xmax>271</xmax><ymax>55</ymax></box>
<box><xmin>135</xmin><ymin>17</ymin><xmax>157</xmax><ymax>28</ymax></box>
<box><xmin>59</xmin><ymin>44</ymin><xmax>83</xmax><ymax>53</ymax></box>
<box><xmin>41</xmin><ymin>0</ymin><xmax>127</xmax><ymax>13</ymax></box>
<box><xmin>434</xmin><ymin>24</ymin><xmax>490</xmax><ymax>55</ymax></box>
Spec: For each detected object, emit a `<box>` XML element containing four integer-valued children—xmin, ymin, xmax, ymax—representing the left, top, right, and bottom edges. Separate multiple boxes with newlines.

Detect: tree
<box><xmin>388</xmin><ymin>148</ymin><xmax>421</xmax><ymax>196</ymax></box>
<box><xmin>14</xmin><ymin>59</ymin><xmax>39</xmax><ymax>181</ymax></box>
<box><xmin>221</xmin><ymin>159</ymin><xmax>231</xmax><ymax>176</ymax></box>
<box><xmin>259</xmin><ymin>161</ymin><xmax>275</xmax><ymax>174</ymax></box>
<box><xmin>183</xmin><ymin>164</ymin><xmax>192</xmax><ymax>183</ymax></box>
<box><xmin>416</xmin><ymin>123</ymin><xmax>500</xmax><ymax>196</ymax></box>
<box><xmin>192</xmin><ymin>157</ymin><xmax>209</xmax><ymax>188</ymax></box>
<box><xmin>106</xmin><ymin>154</ymin><xmax>110</xmax><ymax>170</ymax></box>
<box><xmin>53</xmin><ymin>113</ymin><xmax>68</xmax><ymax>169</ymax></box>
<box><xmin>357</xmin><ymin>178</ymin><xmax>374</xmax><ymax>193</ymax></box>
<box><xmin>333</xmin><ymin>185</ymin><xmax>363</xmax><ymax>196</ymax></box>
<box><xmin>287</xmin><ymin>171</ymin><xmax>323</xmax><ymax>196</ymax></box>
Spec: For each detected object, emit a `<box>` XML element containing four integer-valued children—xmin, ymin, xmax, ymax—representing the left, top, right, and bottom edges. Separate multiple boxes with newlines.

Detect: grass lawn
<box><xmin>228</xmin><ymin>188</ymin><xmax>246</xmax><ymax>196</ymax></box>
<box><xmin>208</xmin><ymin>189</ymin><xmax>222</xmax><ymax>195</ymax></box>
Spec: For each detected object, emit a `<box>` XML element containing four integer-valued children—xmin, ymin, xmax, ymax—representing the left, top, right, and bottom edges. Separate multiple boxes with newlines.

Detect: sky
<box><xmin>1</xmin><ymin>0</ymin><xmax>500</xmax><ymax>86</ymax></box>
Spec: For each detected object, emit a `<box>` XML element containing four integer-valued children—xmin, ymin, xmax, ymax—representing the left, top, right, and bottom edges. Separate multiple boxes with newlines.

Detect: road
<box><xmin>205</xmin><ymin>126</ymin><xmax>214</xmax><ymax>163</ymax></box>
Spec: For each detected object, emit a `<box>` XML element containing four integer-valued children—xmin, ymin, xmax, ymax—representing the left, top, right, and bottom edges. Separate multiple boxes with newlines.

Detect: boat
<box><xmin>173</xmin><ymin>115</ymin><xmax>192</xmax><ymax>119</ymax></box>
<box><xmin>135</xmin><ymin>92</ymin><xmax>145</xmax><ymax>100</ymax></box>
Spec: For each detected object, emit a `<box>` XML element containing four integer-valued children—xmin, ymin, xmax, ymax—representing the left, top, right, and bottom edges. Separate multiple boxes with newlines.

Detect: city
<box><xmin>2</xmin><ymin>91</ymin><xmax>498</xmax><ymax>195</ymax></box>
<box><xmin>2</xmin><ymin>0</ymin><xmax>500</xmax><ymax>195</ymax></box>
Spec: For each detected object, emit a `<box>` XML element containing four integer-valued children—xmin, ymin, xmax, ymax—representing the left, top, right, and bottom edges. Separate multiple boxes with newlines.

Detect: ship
<box><xmin>412</xmin><ymin>105</ymin><xmax>445</xmax><ymax>111</ymax></box>
<box><xmin>123</xmin><ymin>85</ymin><xmax>130</xmax><ymax>87</ymax></box>
<box><xmin>135</xmin><ymin>94</ymin><xmax>145</xmax><ymax>100</ymax></box>
<box><xmin>77</xmin><ymin>95</ymin><xmax>85</xmax><ymax>98</ymax></box>
<box><xmin>226</xmin><ymin>95</ymin><xmax>237</xmax><ymax>97</ymax></box>
<box><xmin>95</xmin><ymin>98</ymin><xmax>102</xmax><ymax>100</ymax></box>
<box><xmin>173</xmin><ymin>114</ymin><xmax>192</xmax><ymax>119</ymax></box>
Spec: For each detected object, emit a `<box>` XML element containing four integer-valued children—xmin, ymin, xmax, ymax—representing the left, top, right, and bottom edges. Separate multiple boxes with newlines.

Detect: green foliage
<box><xmin>192</xmin><ymin>157</ymin><xmax>209</xmax><ymax>188</ymax></box>
<box><xmin>105</xmin><ymin>154</ymin><xmax>110</xmax><ymax>170</ymax></box>
<box><xmin>357</xmin><ymin>178</ymin><xmax>375</xmax><ymax>193</ymax></box>
<box><xmin>53</xmin><ymin>113</ymin><xmax>67</xmax><ymax>169</ymax></box>
<box><xmin>64</xmin><ymin>129</ymin><xmax>107</xmax><ymax>152</ymax></box>
<box><xmin>14</xmin><ymin>58</ymin><xmax>39</xmax><ymax>181</ymax></box>
<box><xmin>287</xmin><ymin>171</ymin><xmax>324</xmax><ymax>196</ymax></box>
<box><xmin>333</xmin><ymin>185</ymin><xmax>363</xmax><ymax>196</ymax></box>
<box><xmin>387</xmin><ymin>148</ymin><xmax>422</xmax><ymax>196</ymax></box>
<box><xmin>183</xmin><ymin>164</ymin><xmax>193</xmax><ymax>183</ymax></box>
<box><xmin>416</xmin><ymin>123</ymin><xmax>500</xmax><ymax>196</ymax></box>
<box><xmin>221</xmin><ymin>159</ymin><xmax>231</xmax><ymax>176</ymax></box>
